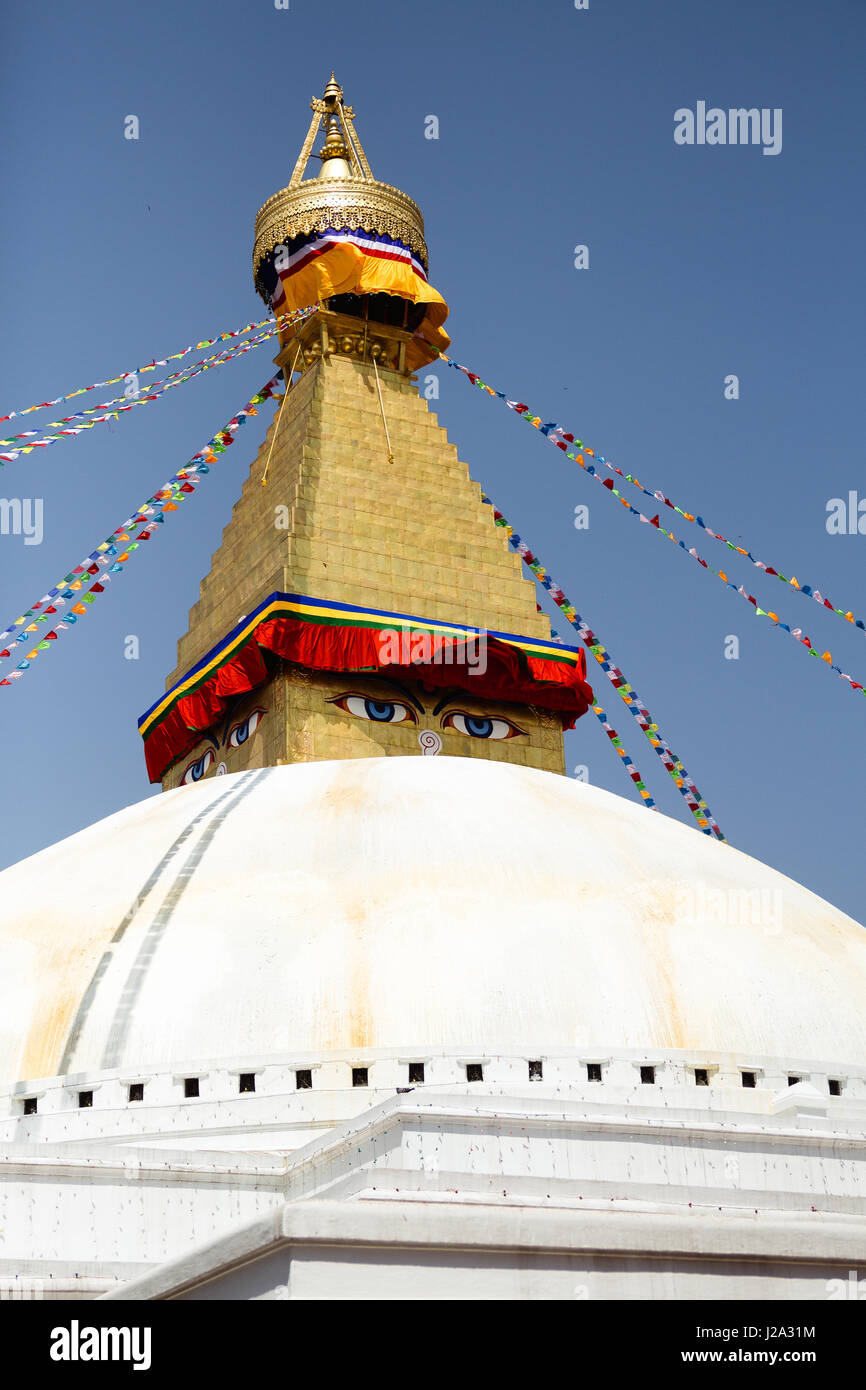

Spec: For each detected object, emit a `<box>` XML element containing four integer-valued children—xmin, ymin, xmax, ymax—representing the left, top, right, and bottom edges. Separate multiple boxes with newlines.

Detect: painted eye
<box><xmin>181</xmin><ymin>749</ymin><xmax>215</xmax><ymax>784</ymax></box>
<box><xmin>329</xmin><ymin>694</ymin><xmax>416</xmax><ymax>724</ymax></box>
<box><xmin>442</xmin><ymin>712</ymin><xmax>524</xmax><ymax>740</ymax></box>
<box><xmin>228</xmin><ymin>708</ymin><xmax>264</xmax><ymax>748</ymax></box>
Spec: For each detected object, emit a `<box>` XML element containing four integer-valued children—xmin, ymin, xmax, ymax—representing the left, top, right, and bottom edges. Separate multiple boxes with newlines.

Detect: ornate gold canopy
<box><xmin>252</xmin><ymin>74</ymin><xmax>429</xmax><ymax>300</ymax></box>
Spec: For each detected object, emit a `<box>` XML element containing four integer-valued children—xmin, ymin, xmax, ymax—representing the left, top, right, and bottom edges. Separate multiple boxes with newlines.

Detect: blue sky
<box><xmin>1</xmin><ymin>0</ymin><xmax>864</xmax><ymax>919</ymax></box>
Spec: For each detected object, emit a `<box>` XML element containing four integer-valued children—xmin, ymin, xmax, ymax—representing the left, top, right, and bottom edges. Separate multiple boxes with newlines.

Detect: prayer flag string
<box><xmin>535</xmin><ymin>600</ymin><xmax>655</xmax><ymax>808</ymax></box>
<box><xmin>0</xmin><ymin>306</ymin><xmax>318</xmax><ymax>426</ymax></box>
<box><xmin>0</xmin><ymin>379</ymin><xmax>281</xmax><ymax>682</ymax></box>
<box><xmin>481</xmin><ymin>495</ymin><xmax>725</xmax><ymax>839</ymax></box>
<box><xmin>443</xmin><ymin>354</ymin><xmax>866</xmax><ymax>704</ymax></box>
<box><xmin>0</xmin><ymin>307</ymin><xmax>315</xmax><ymax>464</ymax></box>
<box><xmin>590</xmin><ymin>703</ymin><xmax>658</xmax><ymax>813</ymax></box>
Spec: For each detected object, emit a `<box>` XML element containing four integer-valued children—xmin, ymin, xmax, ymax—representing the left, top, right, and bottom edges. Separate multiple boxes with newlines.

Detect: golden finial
<box><xmin>317</xmin><ymin>111</ymin><xmax>351</xmax><ymax>177</ymax></box>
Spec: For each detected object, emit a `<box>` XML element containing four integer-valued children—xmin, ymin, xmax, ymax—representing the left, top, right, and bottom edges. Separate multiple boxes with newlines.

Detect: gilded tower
<box><xmin>138</xmin><ymin>76</ymin><xmax>592</xmax><ymax>788</ymax></box>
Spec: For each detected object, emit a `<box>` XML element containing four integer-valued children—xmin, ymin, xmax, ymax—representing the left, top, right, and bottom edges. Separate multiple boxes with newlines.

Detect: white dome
<box><xmin>2</xmin><ymin>757</ymin><xmax>865</xmax><ymax>1085</ymax></box>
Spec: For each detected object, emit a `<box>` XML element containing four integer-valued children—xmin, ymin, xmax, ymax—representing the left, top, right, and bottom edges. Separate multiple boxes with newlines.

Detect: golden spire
<box><xmin>252</xmin><ymin>74</ymin><xmax>429</xmax><ymax>298</ymax></box>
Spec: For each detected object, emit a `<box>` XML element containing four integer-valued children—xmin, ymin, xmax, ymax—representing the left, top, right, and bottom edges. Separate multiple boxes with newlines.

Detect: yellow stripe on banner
<box><xmin>499</xmin><ymin>638</ymin><xmax>578</xmax><ymax>662</ymax></box>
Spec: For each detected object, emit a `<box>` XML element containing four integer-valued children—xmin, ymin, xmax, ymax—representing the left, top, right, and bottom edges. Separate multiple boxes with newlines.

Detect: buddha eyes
<box><xmin>181</xmin><ymin>749</ymin><xmax>215</xmax><ymax>784</ymax></box>
<box><xmin>228</xmin><ymin>708</ymin><xmax>264</xmax><ymax>748</ymax></box>
<box><xmin>328</xmin><ymin>693</ymin><xmax>523</xmax><ymax>741</ymax></box>
<box><xmin>330</xmin><ymin>695</ymin><xmax>417</xmax><ymax>724</ymax></box>
<box><xmin>180</xmin><ymin>708</ymin><xmax>265</xmax><ymax>785</ymax></box>
<box><xmin>442</xmin><ymin>712</ymin><xmax>523</xmax><ymax>740</ymax></box>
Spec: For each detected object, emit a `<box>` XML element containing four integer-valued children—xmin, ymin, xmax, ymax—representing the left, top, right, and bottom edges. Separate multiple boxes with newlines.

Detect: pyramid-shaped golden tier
<box><xmin>169</xmin><ymin>354</ymin><xmax>553</xmax><ymax>686</ymax></box>
<box><xmin>156</xmin><ymin>350</ymin><xmax>571</xmax><ymax>786</ymax></box>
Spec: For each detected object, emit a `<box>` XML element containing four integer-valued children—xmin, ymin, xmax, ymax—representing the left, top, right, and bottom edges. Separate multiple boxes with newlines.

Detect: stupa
<box><xmin>0</xmin><ymin>78</ymin><xmax>865</xmax><ymax>1303</ymax></box>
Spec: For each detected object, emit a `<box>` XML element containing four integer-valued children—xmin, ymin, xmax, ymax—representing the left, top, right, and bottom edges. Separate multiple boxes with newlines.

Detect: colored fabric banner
<box><xmin>444</xmin><ymin>354</ymin><xmax>866</xmax><ymax>706</ymax></box>
<box><xmin>0</xmin><ymin>308</ymin><xmax>314</xmax><ymax>463</ymax></box>
<box><xmin>138</xmin><ymin>592</ymin><xmax>594</xmax><ymax>782</ymax></box>
<box><xmin>258</xmin><ymin>227</ymin><xmax>449</xmax><ymax>370</ymax></box>
<box><xmin>0</xmin><ymin>379</ymin><xmax>282</xmax><ymax>685</ymax></box>
<box><xmin>481</xmin><ymin>495</ymin><xmax>725</xmax><ymax>840</ymax></box>
<box><xmin>0</xmin><ymin>306</ymin><xmax>317</xmax><ymax>426</ymax></box>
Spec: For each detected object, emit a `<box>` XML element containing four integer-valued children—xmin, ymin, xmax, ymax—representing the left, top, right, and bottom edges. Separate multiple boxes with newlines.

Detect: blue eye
<box><xmin>367</xmin><ymin>700</ymin><xmax>396</xmax><ymax>722</ymax></box>
<box><xmin>228</xmin><ymin>709</ymin><xmax>264</xmax><ymax>748</ymax></box>
<box><xmin>181</xmin><ymin>749</ymin><xmax>214</xmax><ymax>784</ymax></box>
<box><xmin>443</xmin><ymin>713</ymin><xmax>523</xmax><ymax>741</ymax></box>
<box><xmin>332</xmin><ymin>695</ymin><xmax>416</xmax><ymax>725</ymax></box>
<box><xmin>465</xmin><ymin>716</ymin><xmax>494</xmax><ymax>738</ymax></box>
